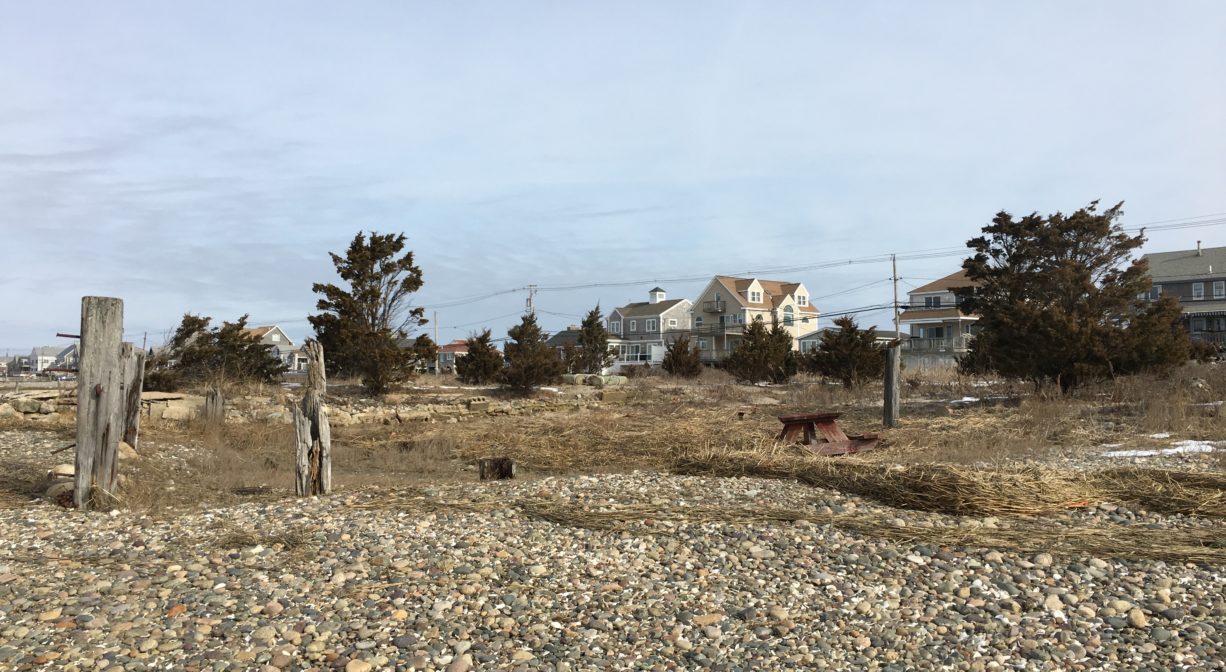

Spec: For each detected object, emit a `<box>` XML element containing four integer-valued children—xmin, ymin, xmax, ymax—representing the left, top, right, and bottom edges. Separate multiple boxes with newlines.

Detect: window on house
<box><xmin>926</xmin><ymin>326</ymin><xmax>946</xmax><ymax>339</ymax></box>
<box><xmin>629</xmin><ymin>319</ymin><xmax>637</xmax><ymax>332</ymax></box>
<box><xmin>1192</xmin><ymin>318</ymin><xmax>1206</xmax><ymax>331</ymax></box>
<box><xmin>610</xmin><ymin>320</ymin><xmax>621</xmax><ymax>334</ymax></box>
<box><xmin>668</xmin><ymin>318</ymin><xmax>677</xmax><ymax>328</ymax></box>
<box><xmin>783</xmin><ymin>305</ymin><xmax>794</xmax><ymax>326</ymax></box>
<box><xmin>797</xmin><ymin>295</ymin><xmax>807</xmax><ymax>306</ymax></box>
<box><xmin>751</xmin><ymin>291</ymin><xmax>763</xmax><ymax>303</ymax></box>
<box><xmin>1215</xmin><ymin>281</ymin><xmax>1225</xmax><ymax>299</ymax></box>
<box><xmin>695</xmin><ymin>316</ymin><xmax>703</xmax><ymax>328</ymax></box>
<box><xmin>924</xmin><ymin>296</ymin><xmax>942</xmax><ymax>308</ymax></box>
<box><xmin>1150</xmin><ymin>285</ymin><xmax>1162</xmax><ymax>301</ymax></box>
<box><xmin>646</xmin><ymin>318</ymin><xmax>658</xmax><ymax>332</ymax></box>
<box><xmin>1193</xmin><ymin>283</ymin><xmax>1205</xmax><ymax>300</ymax></box>
<box><xmin>270</xmin><ymin>334</ymin><xmax>280</xmax><ymax>342</ymax></box>
<box><xmin>697</xmin><ymin>338</ymin><xmax>708</xmax><ymax>350</ymax></box>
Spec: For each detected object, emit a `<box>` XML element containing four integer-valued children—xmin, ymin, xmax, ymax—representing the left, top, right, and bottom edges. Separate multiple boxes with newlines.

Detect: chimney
<box><xmin>648</xmin><ymin>287</ymin><xmax>666</xmax><ymax>304</ymax></box>
<box><xmin>1197</xmin><ymin>241</ymin><xmax>1202</xmax><ymax>256</ymax></box>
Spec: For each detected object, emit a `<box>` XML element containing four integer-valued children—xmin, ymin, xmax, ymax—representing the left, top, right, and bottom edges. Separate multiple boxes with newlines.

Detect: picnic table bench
<box><xmin>776</xmin><ymin>411</ymin><xmax>879</xmax><ymax>456</ymax></box>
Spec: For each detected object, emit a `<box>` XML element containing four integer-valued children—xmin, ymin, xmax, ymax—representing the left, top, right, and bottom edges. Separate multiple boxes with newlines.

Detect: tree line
<box><xmin>147</xmin><ymin>201</ymin><xmax>1209</xmax><ymax>395</ymax></box>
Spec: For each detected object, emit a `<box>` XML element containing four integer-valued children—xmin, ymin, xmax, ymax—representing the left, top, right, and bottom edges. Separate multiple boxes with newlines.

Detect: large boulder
<box><xmin>0</xmin><ymin>404</ymin><xmax>19</xmax><ymax>419</ymax></box>
<box><xmin>11</xmin><ymin>399</ymin><xmax>42</xmax><ymax>414</ymax></box>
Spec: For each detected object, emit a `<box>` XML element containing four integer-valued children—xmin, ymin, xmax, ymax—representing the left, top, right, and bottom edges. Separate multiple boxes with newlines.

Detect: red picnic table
<box><xmin>776</xmin><ymin>411</ymin><xmax>879</xmax><ymax>456</ymax></box>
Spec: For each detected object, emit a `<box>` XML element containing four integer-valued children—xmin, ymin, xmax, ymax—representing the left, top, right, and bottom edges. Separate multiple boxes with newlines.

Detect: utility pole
<box><xmin>526</xmin><ymin>284</ymin><xmax>537</xmax><ymax>316</ymax></box>
<box><xmin>891</xmin><ymin>253</ymin><xmax>900</xmax><ymax>337</ymax></box>
<box><xmin>433</xmin><ymin>310</ymin><xmax>440</xmax><ymax>375</ymax></box>
<box><xmin>141</xmin><ymin>331</ymin><xmax>147</xmax><ymax>351</ymax></box>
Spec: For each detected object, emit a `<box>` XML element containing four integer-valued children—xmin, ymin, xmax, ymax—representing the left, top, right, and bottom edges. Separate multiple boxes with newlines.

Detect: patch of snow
<box><xmin>1147</xmin><ymin>432</ymin><xmax>1172</xmax><ymax>439</ymax></box>
<box><xmin>539</xmin><ymin>387</ymin><xmax>561</xmax><ymax>393</ymax></box>
<box><xmin>1104</xmin><ymin>441</ymin><xmax>1220</xmax><ymax>458</ymax></box>
<box><xmin>1098</xmin><ymin>443</ymin><xmax>1124</xmax><ymax>449</ymax></box>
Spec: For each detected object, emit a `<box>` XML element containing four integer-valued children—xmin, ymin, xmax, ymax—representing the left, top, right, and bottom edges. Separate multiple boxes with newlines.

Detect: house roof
<box><xmin>611</xmin><ymin>298</ymin><xmax>689</xmax><ymax>318</ymax></box>
<box><xmin>545</xmin><ymin>330</ymin><xmax>581</xmax><ymax>348</ymax></box>
<box><xmin>714</xmin><ymin>276</ymin><xmax>819</xmax><ymax>314</ymax></box>
<box><xmin>649</xmin><ymin>286</ymin><xmax>666</xmax><ymax>293</ymax></box>
<box><xmin>1143</xmin><ymin>245</ymin><xmax>1226</xmax><ymax>282</ymax></box>
<box><xmin>900</xmin><ymin>307</ymin><xmax>975</xmax><ymax>321</ymax></box>
<box><xmin>910</xmin><ymin>269</ymin><xmax>978</xmax><ymax>294</ymax></box>
<box><xmin>241</xmin><ymin>326</ymin><xmax>277</xmax><ymax>339</ymax></box>
<box><xmin>57</xmin><ymin>344</ymin><xmax>78</xmax><ymax>358</ymax></box>
<box><xmin>30</xmin><ymin>346</ymin><xmax>60</xmax><ymax>357</ymax></box>
<box><xmin>438</xmin><ymin>339</ymin><xmax>469</xmax><ymax>355</ymax></box>
<box><xmin>1182</xmin><ymin>300</ymin><xmax>1226</xmax><ymax>316</ymax></box>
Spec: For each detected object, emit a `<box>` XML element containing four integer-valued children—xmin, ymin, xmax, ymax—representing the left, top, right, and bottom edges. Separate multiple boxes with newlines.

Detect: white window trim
<box><xmin>1215</xmin><ymin>281</ymin><xmax>1225</xmax><ymax>300</ymax></box>
<box><xmin>697</xmin><ymin>338</ymin><xmax>709</xmax><ymax>350</ymax></box>
<box><xmin>797</xmin><ymin>295</ymin><xmax>808</xmax><ymax>306</ymax></box>
<box><xmin>629</xmin><ymin>319</ymin><xmax>637</xmax><ymax>333</ymax></box>
<box><xmin>1192</xmin><ymin>283</ymin><xmax>1205</xmax><ymax>301</ymax></box>
<box><xmin>610</xmin><ymin>320</ymin><xmax>621</xmax><ymax>334</ymax></box>
<box><xmin>646</xmin><ymin>318</ymin><xmax>658</xmax><ymax>332</ymax></box>
<box><xmin>749</xmin><ymin>290</ymin><xmax>762</xmax><ymax>303</ymax></box>
<box><xmin>668</xmin><ymin>318</ymin><xmax>677</xmax><ymax>328</ymax></box>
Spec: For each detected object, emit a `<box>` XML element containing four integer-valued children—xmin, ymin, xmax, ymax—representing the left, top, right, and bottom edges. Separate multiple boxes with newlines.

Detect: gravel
<box><xmin>1</xmin><ymin>429</ymin><xmax>1224</xmax><ymax>670</ymax></box>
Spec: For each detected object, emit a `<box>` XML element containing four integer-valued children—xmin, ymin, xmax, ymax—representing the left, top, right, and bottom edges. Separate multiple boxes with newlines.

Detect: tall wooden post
<box><xmin>883</xmin><ymin>344</ymin><xmax>901</xmax><ymax>428</ymax></box>
<box><xmin>294</xmin><ymin>340</ymin><xmax>331</xmax><ymax>496</ymax></box>
<box><xmin>121</xmin><ymin>344</ymin><xmax>145</xmax><ymax>451</ymax></box>
<box><xmin>204</xmin><ymin>387</ymin><xmax>225</xmax><ymax>426</ymax></box>
<box><xmin>76</xmin><ymin>297</ymin><xmax>125</xmax><ymax>510</ymax></box>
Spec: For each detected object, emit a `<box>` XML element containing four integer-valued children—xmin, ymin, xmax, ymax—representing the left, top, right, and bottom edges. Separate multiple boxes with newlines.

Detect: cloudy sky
<box><xmin>2</xmin><ymin>1</ymin><xmax>1224</xmax><ymax>353</ymax></box>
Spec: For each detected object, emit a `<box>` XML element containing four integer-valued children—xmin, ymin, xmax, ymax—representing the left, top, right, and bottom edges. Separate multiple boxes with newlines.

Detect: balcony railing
<box><xmin>901</xmin><ymin>335</ymin><xmax>973</xmax><ymax>353</ymax></box>
<box><xmin>702</xmin><ymin>300</ymin><xmax>727</xmax><ymax>313</ymax></box>
<box><xmin>1191</xmin><ymin>331</ymin><xmax>1226</xmax><ymax>346</ymax></box>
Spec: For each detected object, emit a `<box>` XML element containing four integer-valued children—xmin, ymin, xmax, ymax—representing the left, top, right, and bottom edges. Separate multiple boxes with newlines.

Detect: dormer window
<box><xmin>924</xmin><ymin>296</ymin><xmax>942</xmax><ymax>308</ymax></box>
<box><xmin>749</xmin><ymin>290</ymin><xmax>763</xmax><ymax>303</ymax></box>
<box><xmin>797</xmin><ymin>295</ymin><xmax>807</xmax><ymax>306</ymax></box>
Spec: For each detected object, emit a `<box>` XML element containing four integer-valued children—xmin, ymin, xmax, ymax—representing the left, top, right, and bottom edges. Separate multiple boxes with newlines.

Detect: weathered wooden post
<box><xmin>121</xmin><ymin>343</ymin><xmax>145</xmax><ymax>452</ymax></box>
<box><xmin>883</xmin><ymin>343</ymin><xmax>901</xmax><ymax>428</ymax></box>
<box><xmin>204</xmin><ymin>387</ymin><xmax>224</xmax><ymax>426</ymax></box>
<box><xmin>293</xmin><ymin>340</ymin><xmax>331</xmax><ymax>496</ymax></box>
<box><xmin>478</xmin><ymin>457</ymin><xmax>516</xmax><ymax>480</ymax></box>
<box><xmin>75</xmin><ymin>297</ymin><xmax>126</xmax><ymax>510</ymax></box>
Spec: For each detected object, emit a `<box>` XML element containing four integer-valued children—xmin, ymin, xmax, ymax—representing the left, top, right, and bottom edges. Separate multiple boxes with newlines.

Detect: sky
<box><xmin>2</xmin><ymin>1</ymin><xmax>1225</xmax><ymax>354</ymax></box>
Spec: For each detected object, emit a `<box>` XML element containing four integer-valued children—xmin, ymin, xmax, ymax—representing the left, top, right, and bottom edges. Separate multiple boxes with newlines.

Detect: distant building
<box><xmin>437</xmin><ymin>339</ymin><xmax>469</xmax><ymax>373</ymax></box>
<box><xmin>899</xmin><ymin>270</ymin><xmax>980</xmax><ymax>369</ymax></box>
<box><xmin>29</xmin><ymin>346</ymin><xmax>60</xmax><ymax>373</ymax></box>
<box><xmin>607</xmin><ymin>288</ymin><xmax>692</xmax><ymax>370</ymax></box>
<box><xmin>798</xmin><ymin>328</ymin><xmax>907</xmax><ymax>353</ymax></box>
<box><xmin>692</xmin><ymin>276</ymin><xmax>817</xmax><ymax>363</ymax></box>
<box><xmin>1142</xmin><ymin>243</ymin><xmax>1226</xmax><ymax>348</ymax></box>
<box><xmin>240</xmin><ymin>325</ymin><xmax>306</xmax><ymax>371</ymax></box>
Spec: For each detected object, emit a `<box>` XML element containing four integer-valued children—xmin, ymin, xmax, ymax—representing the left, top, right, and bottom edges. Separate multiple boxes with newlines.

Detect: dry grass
<box><xmin>673</xmin><ymin>445</ymin><xmax>1226</xmax><ymax>519</ymax></box>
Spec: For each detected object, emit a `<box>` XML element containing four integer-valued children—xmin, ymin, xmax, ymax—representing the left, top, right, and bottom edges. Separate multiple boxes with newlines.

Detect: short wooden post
<box><xmin>76</xmin><ymin>297</ymin><xmax>126</xmax><ymax>510</ymax></box>
<box><xmin>121</xmin><ymin>344</ymin><xmax>145</xmax><ymax>451</ymax></box>
<box><xmin>883</xmin><ymin>344</ymin><xmax>901</xmax><ymax>428</ymax></box>
<box><xmin>294</xmin><ymin>340</ymin><xmax>331</xmax><ymax>496</ymax></box>
<box><xmin>478</xmin><ymin>457</ymin><xmax>515</xmax><ymax>480</ymax></box>
<box><xmin>204</xmin><ymin>387</ymin><xmax>224</xmax><ymax>426</ymax></box>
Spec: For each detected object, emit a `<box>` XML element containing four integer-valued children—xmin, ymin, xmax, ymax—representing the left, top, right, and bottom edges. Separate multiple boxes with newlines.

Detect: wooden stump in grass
<box><xmin>478</xmin><ymin>457</ymin><xmax>515</xmax><ymax>481</ymax></box>
<box><xmin>204</xmin><ymin>387</ymin><xmax>224</xmax><ymax>426</ymax></box>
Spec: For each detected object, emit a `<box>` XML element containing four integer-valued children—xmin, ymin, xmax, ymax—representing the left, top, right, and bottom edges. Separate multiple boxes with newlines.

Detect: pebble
<box><xmin>0</xmin><ymin>428</ymin><xmax>1222</xmax><ymax>671</ymax></box>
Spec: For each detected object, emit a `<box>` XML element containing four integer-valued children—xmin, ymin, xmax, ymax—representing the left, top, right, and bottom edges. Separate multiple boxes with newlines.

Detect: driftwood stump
<box><xmin>121</xmin><ymin>344</ymin><xmax>145</xmax><ymax>451</ymax></box>
<box><xmin>294</xmin><ymin>340</ymin><xmax>331</xmax><ymax>496</ymax></box>
<box><xmin>75</xmin><ymin>297</ymin><xmax>126</xmax><ymax>511</ymax></box>
<box><xmin>204</xmin><ymin>387</ymin><xmax>224</xmax><ymax>426</ymax></box>
<box><xmin>478</xmin><ymin>457</ymin><xmax>515</xmax><ymax>481</ymax></box>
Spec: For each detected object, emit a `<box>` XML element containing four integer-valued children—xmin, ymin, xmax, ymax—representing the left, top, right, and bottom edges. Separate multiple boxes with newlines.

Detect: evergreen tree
<box><xmin>501</xmin><ymin>313</ymin><xmax>564</xmax><ymax>392</ymax></box>
<box><xmin>803</xmin><ymin>316</ymin><xmax>885</xmax><ymax>388</ymax></box>
<box><xmin>308</xmin><ymin>231</ymin><xmax>433</xmax><ymax>395</ymax></box>
<box><xmin>661</xmin><ymin>334</ymin><xmax>703</xmax><ymax>378</ymax></box>
<box><xmin>146</xmin><ymin>313</ymin><xmax>288</xmax><ymax>390</ymax></box>
<box><xmin>455</xmin><ymin>329</ymin><xmax>504</xmax><ymax>384</ymax></box>
<box><xmin>723</xmin><ymin>316</ymin><xmax>797</xmax><ymax>383</ymax></box>
<box><xmin>574</xmin><ymin>305</ymin><xmax>616</xmax><ymax>373</ymax></box>
<box><xmin>958</xmin><ymin>201</ymin><xmax>1189</xmax><ymax>390</ymax></box>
